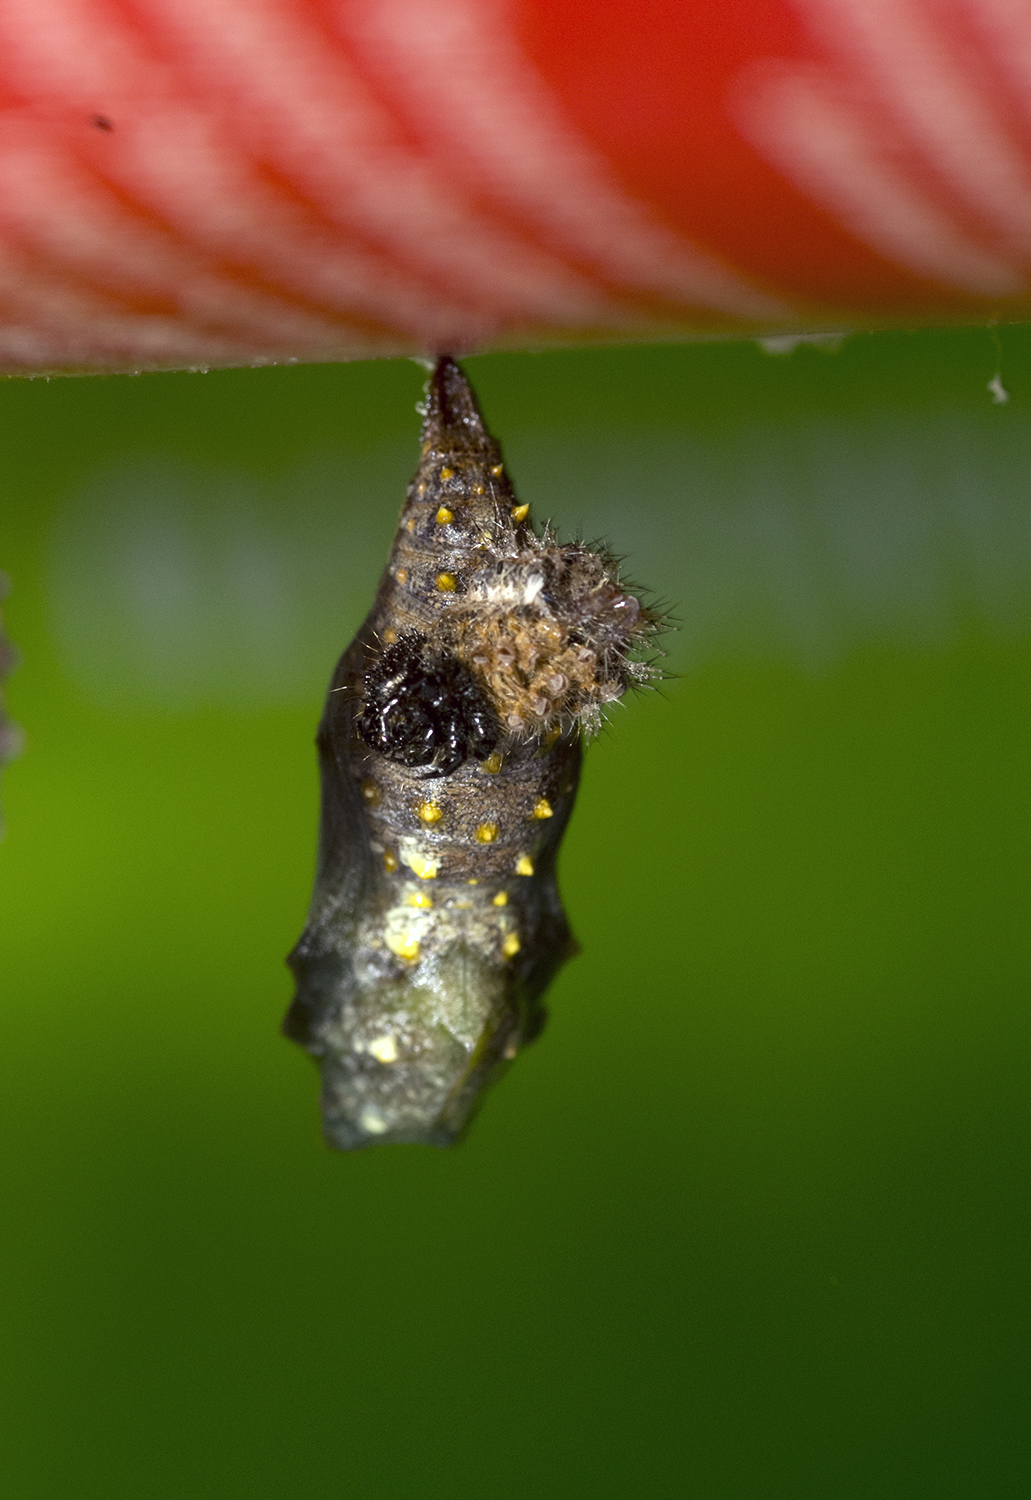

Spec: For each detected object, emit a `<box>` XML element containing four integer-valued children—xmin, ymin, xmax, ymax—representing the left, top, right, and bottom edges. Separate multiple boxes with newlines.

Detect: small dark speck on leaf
<box><xmin>90</xmin><ymin>114</ymin><xmax>114</xmax><ymax>132</ymax></box>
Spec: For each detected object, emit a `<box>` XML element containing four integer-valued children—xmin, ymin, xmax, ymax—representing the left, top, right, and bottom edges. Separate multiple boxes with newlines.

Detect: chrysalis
<box><xmin>286</xmin><ymin>358</ymin><xmax>659</xmax><ymax>1149</ymax></box>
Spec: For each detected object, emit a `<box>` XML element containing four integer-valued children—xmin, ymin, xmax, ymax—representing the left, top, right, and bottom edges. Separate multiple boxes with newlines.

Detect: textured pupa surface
<box><xmin>286</xmin><ymin>357</ymin><xmax>659</xmax><ymax>1149</ymax></box>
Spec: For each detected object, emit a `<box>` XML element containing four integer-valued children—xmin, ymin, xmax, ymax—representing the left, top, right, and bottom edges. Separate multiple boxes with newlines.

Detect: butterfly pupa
<box><xmin>286</xmin><ymin>357</ymin><xmax>660</xmax><ymax>1149</ymax></box>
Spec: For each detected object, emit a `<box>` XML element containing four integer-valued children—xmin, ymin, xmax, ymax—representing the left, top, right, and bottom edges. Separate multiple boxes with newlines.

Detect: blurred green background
<box><xmin>1</xmin><ymin>329</ymin><xmax>1029</xmax><ymax>1498</ymax></box>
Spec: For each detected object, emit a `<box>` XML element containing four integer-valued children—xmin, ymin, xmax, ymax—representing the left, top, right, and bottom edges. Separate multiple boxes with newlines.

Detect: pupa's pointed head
<box><xmin>420</xmin><ymin>355</ymin><xmax>502</xmax><ymax>463</ymax></box>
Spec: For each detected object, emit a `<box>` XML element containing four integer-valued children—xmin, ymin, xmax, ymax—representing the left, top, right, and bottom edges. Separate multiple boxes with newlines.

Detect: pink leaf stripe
<box><xmin>739</xmin><ymin>0</ymin><xmax>1031</xmax><ymax>299</ymax></box>
<box><xmin>0</xmin><ymin>0</ymin><xmax>1028</xmax><ymax>372</ymax></box>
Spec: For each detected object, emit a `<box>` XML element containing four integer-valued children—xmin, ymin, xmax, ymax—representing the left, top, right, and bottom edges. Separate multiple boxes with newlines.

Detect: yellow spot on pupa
<box><xmin>382</xmin><ymin>627</ymin><xmax>398</xmax><ymax>645</ymax></box>
<box><xmin>475</xmin><ymin>822</ymin><xmax>499</xmax><ymax>843</ymax></box>
<box><xmin>482</xmin><ymin>751</ymin><xmax>503</xmax><ymax>774</ymax></box>
<box><xmin>406</xmin><ymin>890</ymin><xmax>433</xmax><ymax>908</ymax></box>
<box><xmin>360</xmin><ymin>1105</ymin><xmax>389</xmax><ymax>1134</ymax></box>
<box><xmin>435</xmin><ymin>505</ymin><xmax>453</xmax><ymax>524</ymax></box>
<box><xmin>361</xmin><ymin>780</ymin><xmax>379</xmax><ymax>806</ymax></box>
<box><xmin>385</xmin><ymin>931</ymin><xmax>420</xmax><ymax>962</ymax></box>
<box><xmin>417</xmin><ymin>481</ymin><xmax>427</xmax><ymax>495</ymax></box>
<box><xmin>404</xmin><ymin>847</ymin><xmax>439</xmax><ymax>879</ymax></box>
<box><xmin>472</xmin><ymin>483</ymin><xmax>485</xmax><ymax>495</ymax></box>
<box><xmin>439</xmin><ymin>466</ymin><xmax>454</xmax><ymax>481</ymax></box>
<box><xmin>532</xmin><ymin>798</ymin><xmax>553</xmax><ymax>819</ymax></box>
<box><xmin>512</xmin><ymin>503</ymin><xmax>530</xmax><ymax>522</ymax></box>
<box><xmin>383</xmin><ymin>849</ymin><xmax>398</xmax><ymax>873</ymax></box>
<box><xmin>367</xmin><ymin>1035</ymin><xmax>398</xmax><ymax>1063</ymax></box>
<box><xmin>417</xmin><ymin>801</ymin><xmax>442</xmax><ymax>824</ymax></box>
<box><xmin>436</xmin><ymin>572</ymin><xmax>457</xmax><ymax>592</ymax></box>
<box><xmin>467</xmin><ymin>878</ymin><xmax>479</xmax><ymax>885</ymax></box>
<box><xmin>515</xmin><ymin>854</ymin><xmax>534</xmax><ymax>876</ymax></box>
<box><xmin>490</xmin><ymin>463</ymin><xmax>503</xmax><ymax>476</ymax></box>
<box><xmin>395</xmin><ymin>567</ymin><xmax>408</xmax><ymax>585</ymax></box>
<box><xmin>406</xmin><ymin>518</ymin><xmax>415</xmax><ymax>532</ymax></box>
<box><xmin>502</xmin><ymin>932</ymin><xmax>521</xmax><ymax>958</ymax></box>
<box><xmin>492</xmin><ymin>890</ymin><xmax>508</xmax><ymax>907</ymax></box>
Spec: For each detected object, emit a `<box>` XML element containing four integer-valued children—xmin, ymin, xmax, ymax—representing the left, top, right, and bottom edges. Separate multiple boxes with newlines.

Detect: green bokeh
<box><xmin>1</xmin><ymin>330</ymin><xmax>1029</xmax><ymax>1497</ymax></box>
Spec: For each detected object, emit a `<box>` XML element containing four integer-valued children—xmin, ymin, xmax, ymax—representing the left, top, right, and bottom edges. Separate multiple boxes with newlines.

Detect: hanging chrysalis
<box><xmin>286</xmin><ymin>357</ymin><xmax>660</xmax><ymax>1149</ymax></box>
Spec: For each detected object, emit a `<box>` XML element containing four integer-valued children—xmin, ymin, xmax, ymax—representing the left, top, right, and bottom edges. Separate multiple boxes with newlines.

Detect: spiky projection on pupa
<box><xmin>286</xmin><ymin>357</ymin><xmax>659</xmax><ymax>1150</ymax></box>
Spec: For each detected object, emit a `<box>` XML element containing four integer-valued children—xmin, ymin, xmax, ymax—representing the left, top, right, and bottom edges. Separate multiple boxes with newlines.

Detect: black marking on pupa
<box><xmin>286</xmin><ymin>357</ymin><xmax>660</xmax><ymax>1149</ymax></box>
<box><xmin>357</xmin><ymin>633</ymin><xmax>500</xmax><ymax>776</ymax></box>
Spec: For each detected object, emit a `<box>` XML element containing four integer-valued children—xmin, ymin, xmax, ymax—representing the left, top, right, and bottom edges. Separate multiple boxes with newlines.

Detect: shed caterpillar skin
<box><xmin>286</xmin><ymin>357</ymin><xmax>660</xmax><ymax>1149</ymax></box>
